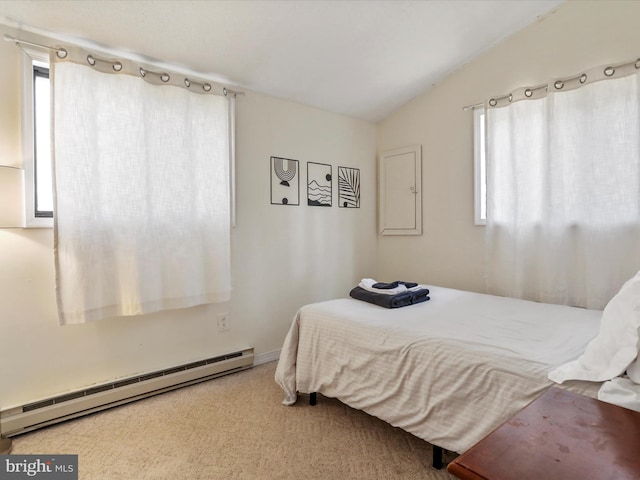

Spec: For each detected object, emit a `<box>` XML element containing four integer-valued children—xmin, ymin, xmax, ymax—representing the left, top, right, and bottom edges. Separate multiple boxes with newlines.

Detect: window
<box><xmin>52</xmin><ymin>55</ymin><xmax>231</xmax><ymax>323</ymax></box>
<box><xmin>33</xmin><ymin>65</ymin><xmax>53</xmax><ymax>218</ymax></box>
<box><xmin>485</xmin><ymin>68</ymin><xmax>640</xmax><ymax>309</ymax></box>
<box><xmin>473</xmin><ymin>107</ymin><xmax>486</xmax><ymax>225</ymax></box>
<box><xmin>21</xmin><ymin>46</ymin><xmax>53</xmax><ymax>227</ymax></box>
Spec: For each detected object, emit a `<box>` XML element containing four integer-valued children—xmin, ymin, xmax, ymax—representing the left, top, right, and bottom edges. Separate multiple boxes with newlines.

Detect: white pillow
<box><xmin>548</xmin><ymin>270</ymin><xmax>640</xmax><ymax>384</ymax></box>
<box><xmin>627</xmin><ymin>355</ymin><xmax>640</xmax><ymax>383</ymax></box>
<box><xmin>598</xmin><ymin>377</ymin><xmax>640</xmax><ymax>412</ymax></box>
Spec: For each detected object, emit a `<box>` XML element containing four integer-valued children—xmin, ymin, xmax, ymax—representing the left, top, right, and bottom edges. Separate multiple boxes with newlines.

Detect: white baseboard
<box><xmin>2</xmin><ymin>349</ymin><xmax>254</xmax><ymax>436</ymax></box>
<box><xmin>254</xmin><ymin>349</ymin><xmax>280</xmax><ymax>365</ymax></box>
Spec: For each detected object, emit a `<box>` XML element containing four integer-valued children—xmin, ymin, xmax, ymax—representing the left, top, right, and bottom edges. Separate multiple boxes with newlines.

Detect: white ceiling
<box><xmin>1</xmin><ymin>0</ymin><xmax>563</xmax><ymax>122</ymax></box>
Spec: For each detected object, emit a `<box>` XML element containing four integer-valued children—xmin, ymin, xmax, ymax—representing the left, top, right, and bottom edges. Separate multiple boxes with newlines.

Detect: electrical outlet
<box><xmin>217</xmin><ymin>312</ymin><xmax>230</xmax><ymax>332</ymax></box>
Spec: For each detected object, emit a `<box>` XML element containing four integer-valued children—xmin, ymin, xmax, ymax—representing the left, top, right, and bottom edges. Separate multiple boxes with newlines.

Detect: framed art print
<box><xmin>307</xmin><ymin>162</ymin><xmax>332</xmax><ymax>207</ymax></box>
<box><xmin>270</xmin><ymin>156</ymin><xmax>299</xmax><ymax>206</ymax></box>
<box><xmin>338</xmin><ymin>166</ymin><xmax>360</xmax><ymax>208</ymax></box>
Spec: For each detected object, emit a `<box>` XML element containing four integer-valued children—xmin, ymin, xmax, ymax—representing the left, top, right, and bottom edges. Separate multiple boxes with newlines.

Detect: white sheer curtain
<box><xmin>53</xmin><ymin>61</ymin><xmax>231</xmax><ymax>324</ymax></box>
<box><xmin>486</xmin><ymin>69</ymin><xmax>640</xmax><ymax>310</ymax></box>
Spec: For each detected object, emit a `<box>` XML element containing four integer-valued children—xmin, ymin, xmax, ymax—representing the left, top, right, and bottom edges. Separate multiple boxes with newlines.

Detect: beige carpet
<box><xmin>10</xmin><ymin>362</ymin><xmax>458</xmax><ymax>479</ymax></box>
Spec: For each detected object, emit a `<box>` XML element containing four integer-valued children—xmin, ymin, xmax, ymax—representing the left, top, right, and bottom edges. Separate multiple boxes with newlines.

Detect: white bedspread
<box><xmin>275</xmin><ymin>285</ymin><xmax>603</xmax><ymax>453</ymax></box>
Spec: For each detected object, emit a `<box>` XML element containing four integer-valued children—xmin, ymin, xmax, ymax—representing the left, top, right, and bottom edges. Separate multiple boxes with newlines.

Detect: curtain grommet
<box><xmin>112</xmin><ymin>62</ymin><xmax>123</xmax><ymax>72</ymax></box>
<box><xmin>56</xmin><ymin>48</ymin><xmax>68</xmax><ymax>59</ymax></box>
<box><xmin>139</xmin><ymin>67</ymin><xmax>146</xmax><ymax>78</ymax></box>
<box><xmin>604</xmin><ymin>66</ymin><xmax>615</xmax><ymax>77</ymax></box>
<box><xmin>87</xmin><ymin>55</ymin><xmax>96</xmax><ymax>66</ymax></box>
<box><xmin>524</xmin><ymin>89</ymin><xmax>533</xmax><ymax>98</ymax></box>
<box><xmin>184</xmin><ymin>78</ymin><xmax>191</xmax><ymax>88</ymax></box>
<box><xmin>489</xmin><ymin>98</ymin><xmax>497</xmax><ymax>107</ymax></box>
<box><xmin>160</xmin><ymin>73</ymin><xmax>170</xmax><ymax>83</ymax></box>
<box><xmin>554</xmin><ymin>80</ymin><xmax>564</xmax><ymax>90</ymax></box>
<box><xmin>579</xmin><ymin>73</ymin><xmax>587</xmax><ymax>84</ymax></box>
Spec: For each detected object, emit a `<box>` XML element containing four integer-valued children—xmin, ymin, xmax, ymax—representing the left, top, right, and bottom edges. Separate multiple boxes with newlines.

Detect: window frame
<box><xmin>473</xmin><ymin>106</ymin><xmax>486</xmax><ymax>226</ymax></box>
<box><xmin>21</xmin><ymin>45</ymin><xmax>53</xmax><ymax>228</ymax></box>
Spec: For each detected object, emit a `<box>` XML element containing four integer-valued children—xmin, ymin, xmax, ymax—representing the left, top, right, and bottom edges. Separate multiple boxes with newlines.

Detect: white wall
<box><xmin>376</xmin><ymin>0</ymin><xmax>640</xmax><ymax>293</ymax></box>
<box><xmin>0</xmin><ymin>25</ymin><xmax>377</xmax><ymax>408</ymax></box>
<box><xmin>7</xmin><ymin>0</ymin><xmax>638</xmax><ymax>411</ymax></box>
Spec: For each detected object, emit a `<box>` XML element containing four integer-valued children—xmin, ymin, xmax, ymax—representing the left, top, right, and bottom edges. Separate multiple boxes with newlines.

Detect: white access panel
<box><xmin>378</xmin><ymin>145</ymin><xmax>422</xmax><ymax>235</ymax></box>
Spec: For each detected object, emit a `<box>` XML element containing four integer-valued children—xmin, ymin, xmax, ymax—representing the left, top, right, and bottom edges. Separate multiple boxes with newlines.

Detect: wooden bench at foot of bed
<box><xmin>447</xmin><ymin>387</ymin><xmax>640</xmax><ymax>480</ymax></box>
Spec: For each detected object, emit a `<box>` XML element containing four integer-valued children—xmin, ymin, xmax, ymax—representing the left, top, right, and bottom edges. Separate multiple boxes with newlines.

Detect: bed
<box><xmin>274</xmin><ymin>284</ymin><xmax>606</xmax><ymax>460</ymax></box>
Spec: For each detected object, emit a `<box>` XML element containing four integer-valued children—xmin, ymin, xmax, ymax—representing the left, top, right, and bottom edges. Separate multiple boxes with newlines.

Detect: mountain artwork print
<box><xmin>307</xmin><ymin>162</ymin><xmax>332</xmax><ymax>207</ymax></box>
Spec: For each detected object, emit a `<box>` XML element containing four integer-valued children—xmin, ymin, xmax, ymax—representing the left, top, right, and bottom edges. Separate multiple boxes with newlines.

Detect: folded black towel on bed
<box><xmin>350</xmin><ymin>286</ymin><xmax>430</xmax><ymax>308</ymax></box>
<box><xmin>410</xmin><ymin>288</ymin><xmax>430</xmax><ymax>304</ymax></box>
<box><xmin>350</xmin><ymin>286</ymin><xmax>413</xmax><ymax>308</ymax></box>
<box><xmin>372</xmin><ymin>280</ymin><xmax>419</xmax><ymax>289</ymax></box>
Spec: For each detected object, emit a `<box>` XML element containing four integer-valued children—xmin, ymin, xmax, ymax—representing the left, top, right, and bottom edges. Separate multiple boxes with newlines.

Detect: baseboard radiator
<box><xmin>1</xmin><ymin>347</ymin><xmax>254</xmax><ymax>437</ymax></box>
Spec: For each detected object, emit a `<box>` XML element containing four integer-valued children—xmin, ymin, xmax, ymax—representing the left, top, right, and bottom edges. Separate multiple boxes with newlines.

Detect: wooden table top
<box><xmin>447</xmin><ymin>387</ymin><xmax>640</xmax><ymax>480</ymax></box>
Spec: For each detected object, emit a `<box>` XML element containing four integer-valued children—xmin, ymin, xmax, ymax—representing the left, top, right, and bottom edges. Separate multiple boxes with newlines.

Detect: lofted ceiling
<box><xmin>0</xmin><ymin>0</ymin><xmax>563</xmax><ymax>122</ymax></box>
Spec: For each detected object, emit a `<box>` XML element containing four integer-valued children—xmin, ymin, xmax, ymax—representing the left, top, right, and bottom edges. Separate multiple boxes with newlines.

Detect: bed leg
<box><xmin>432</xmin><ymin>445</ymin><xmax>443</xmax><ymax>470</ymax></box>
<box><xmin>310</xmin><ymin>392</ymin><xmax>317</xmax><ymax>406</ymax></box>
